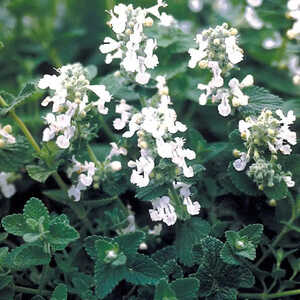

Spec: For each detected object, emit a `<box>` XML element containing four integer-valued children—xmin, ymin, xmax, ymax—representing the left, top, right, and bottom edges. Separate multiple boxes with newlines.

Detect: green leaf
<box><xmin>264</xmin><ymin>180</ymin><xmax>288</xmax><ymax>200</ymax></box>
<box><xmin>0</xmin><ymin>83</ymin><xmax>36</xmax><ymax>116</ymax></box>
<box><xmin>48</xmin><ymin>223</ymin><xmax>79</xmax><ymax>247</ymax></box>
<box><xmin>94</xmin><ymin>262</ymin><xmax>126</xmax><ymax>299</ymax></box>
<box><xmin>240</xmin><ymin>86</ymin><xmax>284</xmax><ymax>117</ymax></box>
<box><xmin>135</xmin><ymin>183</ymin><xmax>170</xmax><ymax>201</ymax></box>
<box><xmin>175</xmin><ymin>218</ymin><xmax>211</xmax><ymax>266</ymax></box>
<box><xmin>1</xmin><ymin>214</ymin><xmax>30</xmax><ymax>236</ymax></box>
<box><xmin>9</xmin><ymin>244</ymin><xmax>50</xmax><ymax>269</ymax></box>
<box><xmin>26</xmin><ymin>164</ymin><xmax>56</xmax><ymax>183</ymax></box>
<box><xmin>0</xmin><ymin>276</ymin><xmax>12</xmax><ymax>290</ymax></box>
<box><xmin>0</xmin><ymin>136</ymin><xmax>33</xmax><ymax>172</ymax></box>
<box><xmin>170</xmin><ymin>278</ymin><xmax>199</xmax><ymax>300</ymax></box>
<box><xmin>228</xmin><ymin>163</ymin><xmax>260</xmax><ymax>196</ymax></box>
<box><xmin>95</xmin><ymin>239</ymin><xmax>119</xmax><ymax>264</ymax></box>
<box><xmin>152</xmin><ymin>246</ymin><xmax>177</xmax><ymax>266</ymax></box>
<box><xmin>23</xmin><ymin>197</ymin><xmax>50</xmax><ymax>225</ymax></box>
<box><xmin>239</xmin><ymin>224</ymin><xmax>263</xmax><ymax>245</ymax></box>
<box><xmin>154</xmin><ymin>280</ymin><xmax>177</xmax><ymax>300</ymax></box>
<box><xmin>0</xmin><ymin>248</ymin><xmax>9</xmax><ymax>266</ymax></box>
<box><xmin>125</xmin><ymin>254</ymin><xmax>166</xmax><ymax>285</ymax></box>
<box><xmin>51</xmin><ymin>284</ymin><xmax>67</xmax><ymax>300</ymax></box>
<box><xmin>84</xmin><ymin>65</ymin><xmax>98</xmax><ymax>81</ymax></box>
<box><xmin>114</xmin><ymin>231</ymin><xmax>145</xmax><ymax>256</ymax></box>
<box><xmin>207</xmin><ymin>288</ymin><xmax>238</xmax><ymax>300</ymax></box>
<box><xmin>163</xmin><ymin>259</ymin><xmax>183</xmax><ymax>280</ymax></box>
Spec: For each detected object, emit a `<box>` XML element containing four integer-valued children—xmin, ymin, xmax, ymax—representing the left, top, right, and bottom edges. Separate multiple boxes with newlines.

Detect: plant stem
<box><xmin>12</xmin><ymin>285</ymin><xmax>51</xmax><ymax>296</ymax></box>
<box><xmin>255</xmin><ymin>193</ymin><xmax>296</xmax><ymax>267</ymax></box>
<box><xmin>38</xmin><ymin>264</ymin><xmax>50</xmax><ymax>294</ymax></box>
<box><xmin>240</xmin><ymin>289</ymin><xmax>300</xmax><ymax>299</ymax></box>
<box><xmin>87</xmin><ymin>144</ymin><xmax>101</xmax><ymax>168</ymax></box>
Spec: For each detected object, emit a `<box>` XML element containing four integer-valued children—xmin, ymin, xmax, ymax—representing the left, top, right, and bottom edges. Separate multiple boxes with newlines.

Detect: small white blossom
<box><xmin>286</xmin><ymin>0</ymin><xmax>300</xmax><ymax>40</ymax></box>
<box><xmin>188</xmin><ymin>0</ymin><xmax>204</xmax><ymax>12</ymax></box>
<box><xmin>0</xmin><ymin>172</ymin><xmax>16</xmax><ymax>198</ymax></box>
<box><xmin>245</xmin><ymin>6</ymin><xmax>264</xmax><ymax>30</ymax></box>
<box><xmin>0</xmin><ymin>124</ymin><xmax>16</xmax><ymax>145</ymax></box>
<box><xmin>149</xmin><ymin>196</ymin><xmax>177</xmax><ymax>226</ymax></box>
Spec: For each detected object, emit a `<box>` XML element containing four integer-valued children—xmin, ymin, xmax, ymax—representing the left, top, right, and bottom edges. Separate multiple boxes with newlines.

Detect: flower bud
<box><xmin>75</xmin><ymin>98</ymin><xmax>81</xmax><ymax>104</ymax></box>
<box><xmin>139</xmin><ymin>242</ymin><xmax>148</xmax><ymax>250</ymax></box>
<box><xmin>232</xmin><ymin>97</ymin><xmax>240</xmax><ymax>107</ymax></box>
<box><xmin>213</xmin><ymin>38</ymin><xmax>220</xmax><ymax>45</ymax></box>
<box><xmin>139</xmin><ymin>140</ymin><xmax>148</xmax><ymax>149</ymax></box>
<box><xmin>293</xmin><ymin>75</ymin><xmax>300</xmax><ymax>85</ymax></box>
<box><xmin>254</xmin><ymin>150</ymin><xmax>260</xmax><ymax>160</ymax></box>
<box><xmin>114</xmin><ymin>71</ymin><xmax>121</xmax><ymax>77</ymax></box>
<box><xmin>267</xmin><ymin>128</ymin><xmax>275</xmax><ymax>136</ymax></box>
<box><xmin>3</xmin><ymin>125</ymin><xmax>12</xmax><ymax>133</ymax></box>
<box><xmin>258</xmin><ymin>184</ymin><xmax>264</xmax><ymax>190</ymax></box>
<box><xmin>159</xmin><ymin>87</ymin><xmax>169</xmax><ymax>96</ymax></box>
<box><xmin>241</xmin><ymin>132</ymin><xmax>247</xmax><ymax>140</ymax></box>
<box><xmin>229</xmin><ymin>28</ymin><xmax>238</xmax><ymax>36</ymax></box>
<box><xmin>287</xmin><ymin>29</ymin><xmax>296</xmax><ymax>39</ymax></box>
<box><xmin>144</xmin><ymin>17</ymin><xmax>153</xmax><ymax>27</ymax></box>
<box><xmin>198</xmin><ymin>60</ymin><xmax>208</xmax><ymax>69</ymax></box>
<box><xmin>110</xmin><ymin>161</ymin><xmax>122</xmax><ymax>172</ymax></box>
<box><xmin>235</xmin><ymin>240</ymin><xmax>245</xmax><ymax>250</ymax></box>
<box><xmin>106</xmin><ymin>250</ymin><xmax>117</xmax><ymax>260</ymax></box>
<box><xmin>233</xmin><ymin>149</ymin><xmax>241</xmax><ymax>158</ymax></box>
<box><xmin>125</xmin><ymin>28</ymin><xmax>132</xmax><ymax>35</ymax></box>
<box><xmin>268</xmin><ymin>199</ymin><xmax>277</xmax><ymax>207</ymax></box>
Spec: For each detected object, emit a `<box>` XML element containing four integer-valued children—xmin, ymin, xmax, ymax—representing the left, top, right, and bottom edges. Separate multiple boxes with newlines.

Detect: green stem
<box><xmin>255</xmin><ymin>193</ymin><xmax>296</xmax><ymax>267</ymax></box>
<box><xmin>12</xmin><ymin>285</ymin><xmax>51</xmax><ymax>296</ymax></box>
<box><xmin>168</xmin><ymin>185</ymin><xmax>189</xmax><ymax>220</ymax></box>
<box><xmin>84</xmin><ymin>196</ymin><xmax>118</xmax><ymax>208</ymax></box>
<box><xmin>38</xmin><ymin>264</ymin><xmax>50</xmax><ymax>294</ymax></box>
<box><xmin>98</xmin><ymin>115</ymin><xmax>116</xmax><ymax>142</ymax></box>
<box><xmin>87</xmin><ymin>144</ymin><xmax>101</xmax><ymax>168</ymax></box>
<box><xmin>240</xmin><ymin>289</ymin><xmax>300</xmax><ymax>299</ymax></box>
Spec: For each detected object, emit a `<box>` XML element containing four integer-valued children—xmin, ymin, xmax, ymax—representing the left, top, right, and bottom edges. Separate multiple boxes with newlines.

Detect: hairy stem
<box><xmin>240</xmin><ymin>289</ymin><xmax>300</xmax><ymax>299</ymax></box>
<box><xmin>11</xmin><ymin>285</ymin><xmax>51</xmax><ymax>296</ymax></box>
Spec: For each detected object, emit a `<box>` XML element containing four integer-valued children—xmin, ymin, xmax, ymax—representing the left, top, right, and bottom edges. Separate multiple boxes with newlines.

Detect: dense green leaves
<box><xmin>175</xmin><ymin>218</ymin><xmax>211</xmax><ymax>266</ymax></box>
<box><xmin>51</xmin><ymin>284</ymin><xmax>68</xmax><ymax>300</ymax></box>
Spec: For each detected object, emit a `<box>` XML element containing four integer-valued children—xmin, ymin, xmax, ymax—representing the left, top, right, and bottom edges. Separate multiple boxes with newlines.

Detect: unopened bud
<box><xmin>241</xmin><ymin>132</ymin><xmax>247</xmax><ymax>140</ymax></box>
<box><xmin>233</xmin><ymin>149</ymin><xmax>241</xmax><ymax>158</ymax></box>
<box><xmin>235</xmin><ymin>240</ymin><xmax>245</xmax><ymax>250</ymax></box>
<box><xmin>75</xmin><ymin>98</ymin><xmax>81</xmax><ymax>104</ymax></box>
<box><xmin>232</xmin><ymin>97</ymin><xmax>240</xmax><ymax>107</ymax></box>
<box><xmin>110</xmin><ymin>161</ymin><xmax>122</xmax><ymax>172</ymax></box>
<box><xmin>144</xmin><ymin>17</ymin><xmax>153</xmax><ymax>27</ymax></box>
<box><xmin>93</xmin><ymin>183</ymin><xmax>99</xmax><ymax>189</ymax></box>
<box><xmin>268</xmin><ymin>199</ymin><xmax>277</xmax><ymax>207</ymax></box>
<box><xmin>114</xmin><ymin>71</ymin><xmax>121</xmax><ymax>77</ymax></box>
<box><xmin>139</xmin><ymin>242</ymin><xmax>148</xmax><ymax>250</ymax></box>
<box><xmin>125</xmin><ymin>28</ymin><xmax>132</xmax><ymax>35</ymax></box>
<box><xmin>267</xmin><ymin>128</ymin><xmax>275</xmax><ymax>136</ymax></box>
<box><xmin>198</xmin><ymin>60</ymin><xmax>208</xmax><ymax>69</ymax></box>
<box><xmin>287</xmin><ymin>29</ymin><xmax>296</xmax><ymax>39</ymax></box>
<box><xmin>159</xmin><ymin>87</ymin><xmax>169</xmax><ymax>96</ymax></box>
<box><xmin>213</xmin><ymin>38</ymin><xmax>220</xmax><ymax>45</ymax></box>
<box><xmin>139</xmin><ymin>141</ymin><xmax>148</xmax><ymax>149</ymax></box>
<box><xmin>229</xmin><ymin>28</ymin><xmax>238</xmax><ymax>36</ymax></box>
<box><xmin>254</xmin><ymin>138</ymin><xmax>260</xmax><ymax>145</ymax></box>
<box><xmin>254</xmin><ymin>150</ymin><xmax>260</xmax><ymax>160</ymax></box>
<box><xmin>293</xmin><ymin>75</ymin><xmax>300</xmax><ymax>85</ymax></box>
<box><xmin>80</xmin><ymin>111</ymin><xmax>86</xmax><ymax>117</ymax></box>
<box><xmin>258</xmin><ymin>184</ymin><xmax>264</xmax><ymax>191</ymax></box>
<box><xmin>3</xmin><ymin>125</ymin><xmax>12</xmax><ymax>133</ymax></box>
<box><xmin>106</xmin><ymin>250</ymin><xmax>117</xmax><ymax>259</ymax></box>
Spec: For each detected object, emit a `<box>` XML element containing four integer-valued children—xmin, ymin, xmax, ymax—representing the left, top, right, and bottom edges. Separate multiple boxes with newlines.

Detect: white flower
<box><xmin>109</xmin><ymin>161</ymin><xmax>122</xmax><ymax>172</ymax></box>
<box><xmin>149</xmin><ymin>196</ymin><xmax>177</xmax><ymax>226</ymax></box>
<box><xmin>245</xmin><ymin>6</ymin><xmax>264</xmax><ymax>30</ymax></box>
<box><xmin>159</xmin><ymin>12</ymin><xmax>175</xmax><ymax>27</ymax></box>
<box><xmin>68</xmin><ymin>182</ymin><xmax>86</xmax><ymax>202</ymax></box>
<box><xmin>99</xmin><ymin>37</ymin><xmax>121</xmax><ymax>54</ymax></box>
<box><xmin>218</xmin><ymin>92</ymin><xmax>231</xmax><ymax>117</ymax></box>
<box><xmin>0</xmin><ymin>125</ymin><xmax>16</xmax><ymax>145</ymax></box>
<box><xmin>233</xmin><ymin>152</ymin><xmax>249</xmax><ymax>171</ymax></box>
<box><xmin>283</xmin><ymin>175</ymin><xmax>295</xmax><ymax>187</ymax></box>
<box><xmin>88</xmin><ymin>85</ymin><xmax>111</xmax><ymax>115</ymax></box>
<box><xmin>188</xmin><ymin>0</ymin><xmax>204</xmax><ymax>12</ymax></box>
<box><xmin>208</xmin><ymin>61</ymin><xmax>224</xmax><ymax>88</ymax></box>
<box><xmin>148</xmin><ymin>223</ymin><xmax>163</xmax><ymax>235</ymax></box>
<box><xmin>247</xmin><ymin>0</ymin><xmax>263</xmax><ymax>7</ymax></box>
<box><xmin>183</xmin><ymin>196</ymin><xmax>201</xmax><ymax>215</ymax></box>
<box><xmin>56</xmin><ymin>135</ymin><xmax>70</xmax><ymax>149</ymax></box>
<box><xmin>188</xmin><ymin>34</ymin><xmax>208</xmax><ymax>68</ymax></box>
<box><xmin>225</xmin><ymin>36</ymin><xmax>243</xmax><ymax>64</ymax></box>
<box><xmin>262</xmin><ymin>32</ymin><xmax>282</xmax><ymax>50</ymax></box>
<box><xmin>0</xmin><ymin>172</ymin><xmax>16</xmax><ymax>198</ymax></box>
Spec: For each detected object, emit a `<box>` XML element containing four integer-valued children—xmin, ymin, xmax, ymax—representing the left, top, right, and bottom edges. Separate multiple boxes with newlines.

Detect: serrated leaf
<box><xmin>154</xmin><ymin>280</ymin><xmax>177</xmax><ymax>300</ymax></box>
<box><xmin>9</xmin><ymin>244</ymin><xmax>50</xmax><ymax>269</ymax></box>
<box><xmin>1</xmin><ymin>214</ymin><xmax>30</xmax><ymax>236</ymax></box>
<box><xmin>0</xmin><ymin>136</ymin><xmax>33</xmax><ymax>172</ymax></box>
<box><xmin>264</xmin><ymin>180</ymin><xmax>288</xmax><ymax>200</ymax></box>
<box><xmin>0</xmin><ymin>247</ymin><xmax>9</xmax><ymax>266</ymax></box>
<box><xmin>207</xmin><ymin>288</ymin><xmax>237</xmax><ymax>300</ymax></box>
<box><xmin>114</xmin><ymin>231</ymin><xmax>145</xmax><ymax>256</ymax></box>
<box><xmin>84</xmin><ymin>235</ymin><xmax>99</xmax><ymax>261</ymax></box>
<box><xmin>95</xmin><ymin>239</ymin><xmax>119</xmax><ymax>263</ymax></box>
<box><xmin>220</xmin><ymin>242</ymin><xmax>240</xmax><ymax>265</ymax></box>
<box><xmin>175</xmin><ymin>218</ymin><xmax>211</xmax><ymax>266</ymax></box>
<box><xmin>163</xmin><ymin>259</ymin><xmax>183</xmax><ymax>279</ymax></box>
<box><xmin>240</xmin><ymin>86</ymin><xmax>284</xmax><ymax>116</ymax></box>
<box><xmin>26</xmin><ymin>164</ymin><xmax>55</xmax><ymax>183</ymax></box>
<box><xmin>170</xmin><ymin>278</ymin><xmax>199</xmax><ymax>300</ymax></box>
<box><xmin>125</xmin><ymin>254</ymin><xmax>166</xmax><ymax>285</ymax></box>
<box><xmin>228</xmin><ymin>163</ymin><xmax>260</xmax><ymax>196</ymax></box>
<box><xmin>94</xmin><ymin>262</ymin><xmax>126</xmax><ymax>299</ymax></box>
<box><xmin>51</xmin><ymin>284</ymin><xmax>67</xmax><ymax>300</ymax></box>
<box><xmin>135</xmin><ymin>183</ymin><xmax>170</xmax><ymax>201</ymax></box>
<box><xmin>0</xmin><ymin>83</ymin><xmax>36</xmax><ymax>116</ymax></box>
<box><xmin>152</xmin><ymin>246</ymin><xmax>177</xmax><ymax>266</ymax></box>
<box><xmin>239</xmin><ymin>224</ymin><xmax>263</xmax><ymax>245</ymax></box>
<box><xmin>23</xmin><ymin>197</ymin><xmax>50</xmax><ymax>225</ymax></box>
<box><xmin>48</xmin><ymin>223</ymin><xmax>79</xmax><ymax>246</ymax></box>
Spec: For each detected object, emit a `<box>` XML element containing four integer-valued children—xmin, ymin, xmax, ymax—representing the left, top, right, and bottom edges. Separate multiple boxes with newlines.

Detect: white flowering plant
<box><xmin>0</xmin><ymin>0</ymin><xmax>299</xmax><ymax>299</ymax></box>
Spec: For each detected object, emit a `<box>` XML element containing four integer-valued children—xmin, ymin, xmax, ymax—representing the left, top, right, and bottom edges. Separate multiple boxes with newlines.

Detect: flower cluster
<box><xmin>188</xmin><ymin>24</ymin><xmax>254</xmax><ymax>116</ymax></box>
<box><xmin>67</xmin><ymin>156</ymin><xmax>96</xmax><ymax>202</ymax></box>
<box><xmin>67</xmin><ymin>143</ymin><xmax>127</xmax><ymax>201</ymax></box>
<box><xmin>286</xmin><ymin>0</ymin><xmax>300</xmax><ymax>40</ymax></box>
<box><xmin>100</xmin><ymin>1</ymin><xmax>168</xmax><ymax>85</ymax></box>
<box><xmin>244</xmin><ymin>0</ymin><xmax>264</xmax><ymax>30</ymax></box>
<box><xmin>115</xmin><ymin>76</ymin><xmax>195</xmax><ymax>188</ymax></box>
<box><xmin>0</xmin><ymin>124</ymin><xmax>15</xmax><ymax>147</ymax></box>
<box><xmin>233</xmin><ymin>109</ymin><xmax>297</xmax><ymax>189</ymax></box>
<box><xmin>39</xmin><ymin>63</ymin><xmax>111</xmax><ymax>149</ymax></box>
<box><xmin>0</xmin><ymin>172</ymin><xmax>16</xmax><ymax>198</ymax></box>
